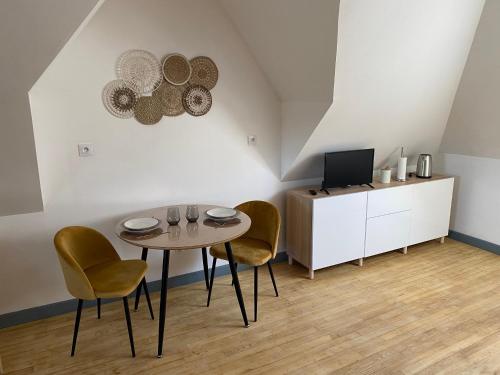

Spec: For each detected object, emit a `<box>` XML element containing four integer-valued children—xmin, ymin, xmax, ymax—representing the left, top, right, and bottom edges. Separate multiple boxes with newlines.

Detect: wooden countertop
<box><xmin>288</xmin><ymin>174</ymin><xmax>453</xmax><ymax>200</ymax></box>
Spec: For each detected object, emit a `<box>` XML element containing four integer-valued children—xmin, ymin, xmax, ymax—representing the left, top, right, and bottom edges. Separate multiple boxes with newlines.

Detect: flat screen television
<box><xmin>321</xmin><ymin>149</ymin><xmax>375</xmax><ymax>191</ymax></box>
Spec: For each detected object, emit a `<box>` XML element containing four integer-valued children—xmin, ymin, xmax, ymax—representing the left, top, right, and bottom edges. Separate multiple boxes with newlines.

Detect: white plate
<box><xmin>123</xmin><ymin>217</ymin><xmax>160</xmax><ymax>231</ymax></box>
<box><xmin>206</xmin><ymin>207</ymin><xmax>237</xmax><ymax>219</ymax></box>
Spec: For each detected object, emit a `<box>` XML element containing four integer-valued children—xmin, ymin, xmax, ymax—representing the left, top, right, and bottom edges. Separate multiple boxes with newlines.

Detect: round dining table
<box><xmin>115</xmin><ymin>204</ymin><xmax>251</xmax><ymax>357</ymax></box>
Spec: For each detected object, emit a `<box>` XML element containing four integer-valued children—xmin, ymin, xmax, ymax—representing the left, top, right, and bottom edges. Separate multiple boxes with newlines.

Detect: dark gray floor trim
<box><xmin>0</xmin><ymin>252</ymin><xmax>287</xmax><ymax>330</ymax></box>
<box><xmin>449</xmin><ymin>230</ymin><xmax>500</xmax><ymax>255</ymax></box>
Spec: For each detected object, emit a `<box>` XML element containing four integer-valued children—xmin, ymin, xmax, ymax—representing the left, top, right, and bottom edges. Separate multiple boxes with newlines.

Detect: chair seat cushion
<box><xmin>210</xmin><ymin>238</ymin><xmax>272</xmax><ymax>266</ymax></box>
<box><xmin>85</xmin><ymin>260</ymin><xmax>147</xmax><ymax>298</ymax></box>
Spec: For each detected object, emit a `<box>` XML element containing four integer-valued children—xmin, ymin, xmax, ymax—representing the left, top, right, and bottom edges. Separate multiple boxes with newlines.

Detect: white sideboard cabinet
<box><xmin>286</xmin><ymin>176</ymin><xmax>454</xmax><ymax>279</ymax></box>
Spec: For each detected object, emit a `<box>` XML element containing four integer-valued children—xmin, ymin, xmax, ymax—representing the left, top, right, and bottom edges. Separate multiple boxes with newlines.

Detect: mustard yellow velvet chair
<box><xmin>207</xmin><ymin>200</ymin><xmax>281</xmax><ymax>321</ymax></box>
<box><xmin>54</xmin><ymin>226</ymin><xmax>149</xmax><ymax>357</ymax></box>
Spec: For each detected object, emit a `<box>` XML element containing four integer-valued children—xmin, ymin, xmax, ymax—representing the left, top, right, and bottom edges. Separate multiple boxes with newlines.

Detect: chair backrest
<box><xmin>54</xmin><ymin>226</ymin><xmax>120</xmax><ymax>300</ymax></box>
<box><xmin>236</xmin><ymin>200</ymin><xmax>281</xmax><ymax>258</ymax></box>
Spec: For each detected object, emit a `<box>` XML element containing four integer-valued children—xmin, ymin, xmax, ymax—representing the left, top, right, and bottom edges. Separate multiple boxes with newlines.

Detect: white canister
<box><xmin>380</xmin><ymin>168</ymin><xmax>391</xmax><ymax>184</ymax></box>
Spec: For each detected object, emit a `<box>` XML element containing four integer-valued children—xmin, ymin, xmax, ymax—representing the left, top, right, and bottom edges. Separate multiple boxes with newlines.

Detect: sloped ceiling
<box><xmin>219</xmin><ymin>0</ymin><xmax>340</xmax><ymax>178</ymax></box>
<box><xmin>440</xmin><ymin>0</ymin><xmax>500</xmax><ymax>159</ymax></box>
<box><xmin>219</xmin><ymin>0</ymin><xmax>338</xmax><ymax>101</ymax></box>
<box><xmin>0</xmin><ymin>0</ymin><xmax>99</xmax><ymax>216</ymax></box>
<box><xmin>283</xmin><ymin>0</ymin><xmax>485</xmax><ymax>180</ymax></box>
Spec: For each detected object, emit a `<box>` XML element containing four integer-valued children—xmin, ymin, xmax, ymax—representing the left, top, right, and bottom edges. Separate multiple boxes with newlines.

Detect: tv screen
<box><xmin>323</xmin><ymin>149</ymin><xmax>374</xmax><ymax>188</ymax></box>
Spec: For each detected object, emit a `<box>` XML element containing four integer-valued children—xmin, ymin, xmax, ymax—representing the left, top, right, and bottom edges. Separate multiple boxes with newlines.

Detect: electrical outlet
<box><xmin>78</xmin><ymin>143</ymin><xmax>94</xmax><ymax>157</ymax></box>
<box><xmin>247</xmin><ymin>135</ymin><xmax>256</xmax><ymax>146</ymax></box>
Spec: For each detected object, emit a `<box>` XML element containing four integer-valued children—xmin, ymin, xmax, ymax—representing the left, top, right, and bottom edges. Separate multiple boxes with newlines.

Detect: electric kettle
<box><xmin>416</xmin><ymin>154</ymin><xmax>432</xmax><ymax>178</ymax></box>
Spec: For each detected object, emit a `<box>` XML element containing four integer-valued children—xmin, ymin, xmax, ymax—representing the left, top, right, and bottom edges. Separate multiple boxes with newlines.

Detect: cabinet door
<box><xmin>365</xmin><ymin>210</ymin><xmax>411</xmax><ymax>257</ymax></box>
<box><xmin>312</xmin><ymin>192</ymin><xmax>367</xmax><ymax>270</ymax></box>
<box><xmin>409</xmin><ymin>178</ymin><xmax>454</xmax><ymax>245</ymax></box>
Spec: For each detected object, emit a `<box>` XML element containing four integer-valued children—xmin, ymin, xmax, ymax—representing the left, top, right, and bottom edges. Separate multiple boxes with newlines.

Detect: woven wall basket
<box><xmin>116</xmin><ymin>50</ymin><xmax>162</xmax><ymax>94</ymax></box>
<box><xmin>134</xmin><ymin>96</ymin><xmax>163</xmax><ymax>125</ymax></box>
<box><xmin>153</xmin><ymin>81</ymin><xmax>186</xmax><ymax>116</ymax></box>
<box><xmin>189</xmin><ymin>56</ymin><xmax>218</xmax><ymax>90</ymax></box>
<box><xmin>182</xmin><ymin>84</ymin><xmax>212</xmax><ymax>116</ymax></box>
<box><xmin>102</xmin><ymin>80</ymin><xmax>140</xmax><ymax>118</ymax></box>
<box><xmin>163</xmin><ymin>53</ymin><xmax>192</xmax><ymax>86</ymax></box>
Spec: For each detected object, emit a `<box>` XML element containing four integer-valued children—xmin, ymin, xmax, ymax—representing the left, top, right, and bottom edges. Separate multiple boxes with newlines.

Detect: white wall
<box><xmin>438</xmin><ymin>0</ymin><xmax>500</xmax><ymax>246</ymax></box>
<box><xmin>0</xmin><ymin>0</ymin><xmax>99</xmax><ymax>216</ymax></box>
<box><xmin>219</xmin><ymin>0</ymin><xmax>339</xmax><ymax>178</ymax></box>
<box><xmin>0</xmin><ymin>0</ymin><xmax>319</xmax><ymax>315</ymax></box>
<box><xmin>281</xmin><ymin>100</ymin><xmax>331</xmax><ymax>177</ymax></box>
<box><xmin>441</xmin><ymin>0</ymin><xmax>500</xmax><ymax>159</ymax></box>
<box><xmin>436</xmin><ymin>154</ymin><xmax>500</xmax><ymax>244</ymax></box>
<box><xmin>284</xmin><ymin>0</ymin><xmax>485</xmax><ymax>180</ymax></box>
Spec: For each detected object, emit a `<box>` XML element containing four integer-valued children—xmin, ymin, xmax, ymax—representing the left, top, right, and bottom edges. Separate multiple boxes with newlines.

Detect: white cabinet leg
<box><xmin>288</xmin><ymin>255</ymin><xmax>293</xmax><ymax>265</ymax></box>
<box><xmin>309</xmin><ymin>268</ymin><xmax>314</xmax><ymax>280</ymax></box>
<box><xmin>440</xmin><ymin>236</ymin><xmax>445</xmax><ymax>244</ymax></box>
<box><xmin>400</xmin><ymin>246</ymin><xmax>408</xmax><ymax>255</ymax></box>
<box><xmin>356</xmin><ymin>258</ymin><xmax>364</xmax><ymax>267</ymax></box>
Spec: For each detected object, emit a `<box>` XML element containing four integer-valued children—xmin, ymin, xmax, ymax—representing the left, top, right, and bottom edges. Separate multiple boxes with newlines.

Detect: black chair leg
<box><xmin>267</xmin><ymin>262</ymin><xmax>279</xmax><ymax>297</ymax></box>
<box><xmin>134</xmin><ymin>248</ymin><xmax>149</xmax><ymax>311</ymax></box>
<box><xmin>254</xmin><ymin>266</ymin><xmax>258</xmax><ymax>322</ymax></box>
<box><xmin>202</xmin><ymin>247</ymin><xmax>209</xmax><ymax>289</ymax></box>
<box><xmin>97</xmin><ymin>298</ymin><xmax>101</xmax><ymax>319</ymax></box>
<box><xmin>142</xmin><ymin>279</ymin><xmax>154</xmax><ymax>320</ymax></box>
<box><xmin>122</xmin><ymin>297</ymin><xmax>135</xmax><ymax>357</ymax></box>
<box><xmin>71</xmin><ymin>299</ymin><xmax>83</xmax><ymax>356</ymax></box>
<box><xmin>207</xmin><ymin>257</ymin><xmax>217</xmax><ymax>307</ymax></box>
<box><xmin>231</xmin><ymin>263</ymin><xmax>238</xmax><ymax>286</ymax></box>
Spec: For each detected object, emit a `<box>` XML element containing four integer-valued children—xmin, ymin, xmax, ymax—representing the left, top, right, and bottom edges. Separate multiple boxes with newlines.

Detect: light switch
<box><xmin>78</xmin><ymin>143</ymin><xmax>94</xmax><ymax>157</ymax></box>
<box><xmin>247</xmin><ymin>135</ymin><xmax>256</xmax><ymax>146</ymax></box>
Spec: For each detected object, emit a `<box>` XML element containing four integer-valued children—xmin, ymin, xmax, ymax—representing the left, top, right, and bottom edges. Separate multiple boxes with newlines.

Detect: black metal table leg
<box><xmin>225</xmin><ymin>242</ymin><xmax>249</xmax><ymax>327</ymax></box>
<box><xmin>157</xmin><ymin>250</ymin><xmax>170</xmax><ymax>358</ymax></box>
<box><xmin>97</xmin><ymin>298</ymin><xmax>101</xmax><ymax>319</ymax></box>
<box><xmin>207</xmin><ymin>257</ymin><xmax>217</xmax><ymax>307</ymax></box>
<box><xmin>231</xmin><ymin>263</ymin><xmax>238</xmax><ymax>286</ymax></box>
<box><xmin>134</xmin><ymin>247</ymin><xmax>149</xmax><ymax>311</ymax></box>
<box><xmin>201</xmin><ymin>247</ymin><xmax>209</xmax><ymax>289</ymax></box>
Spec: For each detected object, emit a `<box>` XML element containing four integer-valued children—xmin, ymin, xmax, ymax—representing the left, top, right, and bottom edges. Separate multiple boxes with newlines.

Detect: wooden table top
<box><xmin>115</xmin><ymin>205</ymin><xmax>251</xmax><ymax>250</ymax></box>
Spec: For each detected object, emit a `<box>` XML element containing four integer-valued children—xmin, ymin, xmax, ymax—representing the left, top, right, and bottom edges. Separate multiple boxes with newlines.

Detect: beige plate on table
<box><xmin>123</xmin><ymin>217</ymin><xmax>160</xmax><ymax>231</ymax></box>
<box><xmin>205</xmin><ymin>208</ymin><xmax>237</xmax><ymax>219</ymax></box>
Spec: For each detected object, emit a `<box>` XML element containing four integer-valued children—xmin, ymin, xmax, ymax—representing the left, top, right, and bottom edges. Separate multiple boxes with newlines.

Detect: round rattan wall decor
<box><xmin>182</xmin><ymin>84</ymin><xmax>212</xmax><ymax>116</ymax></box>
<box><xmin>162</xmin><ymin>53</ymin><xmax>192</xmax><ymax>86</ymax></box>
<box><xmin>153</xmin><ymin>81</ymin><xmax>186</xmax><ymax>116</ymax></box>
<box><xmin>105</xmin><ymin>51</ymin><xmax>218</xmax><ymax>123</ymax></box>
<box><xmin>134</xmin><ymin>96</ymin><xmax>163</xmax><ymax>125</ymax></box>
<box><xmin>102</xmin><ymin>80</ymin><xmax>140</xmax><ymax>118</ymax></box>
<box><xmin>189</xmin><ymin>56</ymin><xmax>218</xmax><ymax>90</ymax></box>
<box><xmin>116</xmin><ymin>50</ymin><xmax>162</xmax><ymax>94</ymax></box>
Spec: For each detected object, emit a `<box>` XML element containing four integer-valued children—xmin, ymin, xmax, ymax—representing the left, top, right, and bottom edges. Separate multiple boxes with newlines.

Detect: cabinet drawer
<box><xmin>367</xmin><ymin>185</ymin><xmax>412</xmax><ymax>218</ymax></box>
<box><xmin>365</xmin><ymin>210</ymin><xmax>411</xmax><ymax>257</ymax></box>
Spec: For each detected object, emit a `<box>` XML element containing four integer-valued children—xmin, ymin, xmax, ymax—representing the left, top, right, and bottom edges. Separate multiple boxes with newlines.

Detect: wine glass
<box><xmin>167</xmin><ymin>206</ymin><xmax>180</xmax><ymax>225</ymax></box>
<box><xmin>186</xmin><ymin>205</ymin><xmax>199</xmax><ymax>223</ymax></box>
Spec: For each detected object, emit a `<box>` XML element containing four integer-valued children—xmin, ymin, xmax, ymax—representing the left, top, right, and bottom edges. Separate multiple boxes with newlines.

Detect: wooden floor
<box><xmin>1</xmin><ymin>239</ymin><xmax>499</xmax><ymax>374</ymax></box>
